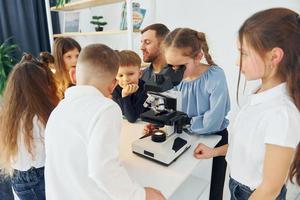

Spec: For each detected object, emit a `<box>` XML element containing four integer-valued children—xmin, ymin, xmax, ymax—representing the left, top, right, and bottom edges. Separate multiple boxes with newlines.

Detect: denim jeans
<box><xmin>11</xmin><ymin>167</ymin><xmax>45</xmax><ymax>200</ymax></box>
<box><xmin>229</xmin><ymin>177</ymin><xmax>287</xmax><ymax>200</ymax></box>
<box><xmin>0</xmin><ymin>174</ymin><xmax>14</xmax><ymax>200</ymax></box>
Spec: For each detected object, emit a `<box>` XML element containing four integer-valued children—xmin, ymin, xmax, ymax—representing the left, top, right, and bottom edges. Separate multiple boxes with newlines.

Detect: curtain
<box><xmin>0</xmin><ymin>0</ymin><xmax>60</xmax><ymax>57</ymax></box>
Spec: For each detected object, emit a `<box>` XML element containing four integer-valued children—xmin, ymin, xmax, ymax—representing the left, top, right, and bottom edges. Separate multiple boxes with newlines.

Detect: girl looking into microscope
<box><xmin>145</xmin><ymin>28</ymin><xmax>230</xmax><ymax>200</ymax></box>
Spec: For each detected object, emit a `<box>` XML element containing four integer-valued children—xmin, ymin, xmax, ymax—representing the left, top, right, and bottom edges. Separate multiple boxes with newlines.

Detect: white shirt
<box><xmin>45</xmin><ymin>85</ymin><xmax>145</xmax><ymax>200</ymax></box>
<box><xmin>12</xmin><ymin>117</ymin><xmax>45</xmax><ymax>171</ymax></box>
<box><xmin>226</xmin><ymin>83</ymin><xmax>300</xmax><ymax>190</ymax></box>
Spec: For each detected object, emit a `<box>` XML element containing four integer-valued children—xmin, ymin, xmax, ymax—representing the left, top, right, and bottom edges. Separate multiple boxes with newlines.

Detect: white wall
<box><xmin>155</xmin><ymin>0</ymin><xmax>300</xmax><ymax>119</ymax></box>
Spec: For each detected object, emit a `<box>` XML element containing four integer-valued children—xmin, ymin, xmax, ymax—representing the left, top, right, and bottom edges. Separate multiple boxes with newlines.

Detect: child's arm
<box><xmin>122</xmin><ymin>83</ymin><xmax>147</xmax><ymax>123</ymax></box>
<box><xmin>194</xmin><ymin>143</ymin><xmax>228</xmax><ymax>159</ymax></box>
<box><xmin>249</xmin><ymin>144</ymin><xmax>294</xmax><ymax>200</ymax></box>
<box><xmin>145</xmin><ymin>187</ymin><xmax>166</xmax><ymax>200</ymax></box>
<box><xmin>189</xmin><ymin>73</ymin><xmax>230</xmax><ymax>134</ymax></box>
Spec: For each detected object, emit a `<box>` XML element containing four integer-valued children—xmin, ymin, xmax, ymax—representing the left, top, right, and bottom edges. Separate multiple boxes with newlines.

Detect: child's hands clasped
<box><xmin>122</xmin><ymin>84</ymin><xmax>139</xmax><ymax>97</ymax></box>
<box><xmin>194</xmin><ymin>143</ymin><xmax>214</xmax><ymax>159</ymax></box>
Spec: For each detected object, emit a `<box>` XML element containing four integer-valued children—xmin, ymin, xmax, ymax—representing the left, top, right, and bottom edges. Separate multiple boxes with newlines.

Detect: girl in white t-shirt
<box><xmin>0</xmin><ymin>54</ymin><xmax>59</xmax><ymax>200</ymax></box>
<box><xmin>193</xmin><ymin>8</ymin><xmax>300</xmax><ymax>200</ymax></box>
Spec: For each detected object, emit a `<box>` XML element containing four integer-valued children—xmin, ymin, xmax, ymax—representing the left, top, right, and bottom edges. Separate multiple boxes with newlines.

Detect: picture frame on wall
<box><xmin>63</xmin><ymin>12</ymin><xmax>80</xmax><ymax>32</ymax></box>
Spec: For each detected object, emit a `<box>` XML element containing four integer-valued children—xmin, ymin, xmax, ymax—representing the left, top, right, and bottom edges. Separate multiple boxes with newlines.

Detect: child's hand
<box><xmin>143</xmin><ymin>123</ymin><xmax>157</xmax><ymax>134</ymax></box>
<box><xmin>145</xmin><ymin>187</ymin><xmax>166</xmax><ymax>200</ymax></box>
<box><xmin>122</xmin><ymin>84</ymin><xmax>139</xmax><ymax>97</ymax></box>
<box><xmin>194</xmin><ymin>143</ymin><xmax>214</xmax><ymax>159</ymax></box>
<box><xmin>69</xmin><ymin>67</ymin><xmax>76</xmax><ymax>84</ymax></box>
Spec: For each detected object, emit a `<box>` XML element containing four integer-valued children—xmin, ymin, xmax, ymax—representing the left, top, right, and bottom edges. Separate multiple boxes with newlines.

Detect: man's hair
<box><xmin>141</xmin><ymin>23</ymin><xmax>170</xmax><ymax>40</ymax></box>
<box><xmin>78</xmin><ymin>44</ymin><xmax>119</xmax><ymax>76</ymax></box>
<box><xmin>116</xmin><ymin>50</ymin><xmax>141</xmax><ymax>68</ymax></box>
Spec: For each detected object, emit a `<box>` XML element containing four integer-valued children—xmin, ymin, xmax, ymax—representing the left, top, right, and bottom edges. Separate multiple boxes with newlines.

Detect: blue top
<box><xmin>175</xmin><ymin>65</ymin><xmax>230</xmax><ymax>134</ymax></box>
<box><xmin>112</xmin><ymin>80</ymin><xmax>148</xmax><ymax>123</ymax></box>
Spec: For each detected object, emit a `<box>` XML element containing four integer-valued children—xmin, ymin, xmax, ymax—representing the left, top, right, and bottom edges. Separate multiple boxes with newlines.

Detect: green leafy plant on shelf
<box><xmin>0</xmin><ymin>38</ymin><xmax>19</xmax><ymax>95</ymax></box>
<box><xmin>56</xmin><ymin>0</ymin><xmax>71</xmax><ymax>8</ymax></box>
<box><xmin>90</xmin><ymin>16</ymin><xmax>107</xmax><ymax>32</ymax></box>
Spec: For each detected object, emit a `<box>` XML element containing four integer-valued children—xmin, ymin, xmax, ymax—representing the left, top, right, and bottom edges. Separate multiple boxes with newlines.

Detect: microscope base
<box><xmin>132</xmin><ymin>132</ymin><xmax>192</xmax><ymax>166</ymax></box>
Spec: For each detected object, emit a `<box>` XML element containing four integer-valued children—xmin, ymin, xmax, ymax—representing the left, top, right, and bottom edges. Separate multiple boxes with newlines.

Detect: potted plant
<box><xmin>0</xmin><ymin>38</ymin><xmax>19</xmax><ymax>95</ymax></box>
<box><xmin>56</xmin><ymin>0</ymin><xmax>71</xmax><ymax>8</ymax></box>
<box><xmin>90</xmin><ymin>16</ymin><xmax>107</xmax><ymax>32</ymax></box>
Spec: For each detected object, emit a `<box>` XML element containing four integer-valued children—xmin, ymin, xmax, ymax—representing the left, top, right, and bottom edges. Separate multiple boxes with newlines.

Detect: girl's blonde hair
<box><xmin>0</xmin><ymin>54</ymin><xmax>59</xmax><ymax>173</ymax></box>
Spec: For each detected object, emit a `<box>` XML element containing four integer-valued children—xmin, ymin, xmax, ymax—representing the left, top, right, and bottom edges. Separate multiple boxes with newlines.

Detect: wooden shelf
<box><xmin>51</xmin><ymin>0</ymin><xmax>124</xmax><ymax>11</ymax></box>
<box><xmin>53</xmin><ymin>30</ymin><xmax>140</xmax><ymax>38</ymax></box>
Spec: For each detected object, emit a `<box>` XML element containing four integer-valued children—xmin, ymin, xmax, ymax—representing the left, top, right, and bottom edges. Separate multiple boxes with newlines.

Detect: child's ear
<box><xmin>195</xmin><ymin>52</ymin><xmax>203</xmax><ymax>63</ymax></box>
<box><xmin>138</xmin><ymin>69</ymin><xmax>142</xmax><ymax>78</ymax></box>
<box><xmin>108</xmin><ymin>78</ymin><xmax>117</xmax><ymax>94</ymax></box>
<box><xmin>270</xmin><ymin>47</ymin><xmax>284</xmax><ymax>66</ymax></box>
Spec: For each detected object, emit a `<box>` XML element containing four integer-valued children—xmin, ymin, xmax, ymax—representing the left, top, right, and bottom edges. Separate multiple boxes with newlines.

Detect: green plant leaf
<box><xmin>0</xmin><ymin>38</ymin><xmax>19</xmax><ymax>95</ymax></box>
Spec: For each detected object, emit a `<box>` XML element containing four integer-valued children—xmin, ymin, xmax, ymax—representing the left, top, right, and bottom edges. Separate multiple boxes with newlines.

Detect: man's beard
<box><xmin>143</xmin><ymin>52</ymin><xmax>159</xmax><ymax>63</ymax></box>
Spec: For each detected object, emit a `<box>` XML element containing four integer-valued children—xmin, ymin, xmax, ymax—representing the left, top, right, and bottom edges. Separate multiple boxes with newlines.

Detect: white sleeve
<box><xmin>87</xmin><ymin>104</ymin><xmax>145</xmax><ymax>200</ymax></box>
<box><xmin>264</xmin><ymin>107</ymin><xmax>300</xmax><ymax>148</ymax></box>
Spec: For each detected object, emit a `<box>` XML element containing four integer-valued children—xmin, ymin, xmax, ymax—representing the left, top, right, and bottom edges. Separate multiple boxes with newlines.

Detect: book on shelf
<box><xmin>120</xmin><ymin>2</ymin><xmax>146</xmax><ymax>31</ymax></box>
<box><xmin>63</xmin><ymin>11</ymin><xmax>80</xmax><ymax>32</ymax></box>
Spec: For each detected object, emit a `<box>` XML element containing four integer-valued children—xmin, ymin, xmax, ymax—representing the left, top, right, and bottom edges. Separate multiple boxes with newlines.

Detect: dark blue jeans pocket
<box><xmin>276</xmin><ymin>186</ymin><xmax>287</xmax><ymax>200</ymax></box>
<box><xmin>0</xmin><ymin>174</ymin><xmax>14</xmax><ymax>200</ymax></box>
<box><xmin>11</xmin><ymin>167</ymin><xmax>45</xmax><ymax>200</ymax></box>
<box><xmin>229</xmin><ymin>177</ymin><xmax>287</xmax><ymax>200</ymax></box>
<box><xmin>229</xmin><ymin>177</ymin><xmax>252</xmax><ymax>200</ymax></box>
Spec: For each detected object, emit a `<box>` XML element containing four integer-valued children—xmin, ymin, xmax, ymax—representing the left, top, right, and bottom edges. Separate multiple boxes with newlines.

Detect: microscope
<box><xmin>132</xmin><ymin>65</ymin><xmax>192</xmax><ymax>166</ymax></box>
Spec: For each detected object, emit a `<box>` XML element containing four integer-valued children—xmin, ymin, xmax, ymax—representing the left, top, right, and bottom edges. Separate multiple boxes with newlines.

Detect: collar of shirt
<box><xmin>64</xmin><ymin>85</ymin><xmax>104</xmax><ymax>100</ymax></box>
<box><xmin>249</xmin><ymin>82</ymin><xmax>288</xmax><ymax>106</ymax></box>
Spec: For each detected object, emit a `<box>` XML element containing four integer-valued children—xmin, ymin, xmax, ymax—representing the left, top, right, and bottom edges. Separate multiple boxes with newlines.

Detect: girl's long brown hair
<box><xmin>237</xmin><ymin>8</ymin><xmax>300</xmax><ymax>185</ymax></box>
<box><xmin>53</xmin><ymin>37</ymin><xmax>81</xmax><ymax>98</ymax></box>
<box><xmin>237</xmin><ymin>8</ymin><xmax>300</xmax><ymax>109</ymax></box>
<box><xmin>290</xmin><ymin>144</ymin><xmax>300</xmax><ymax>185</ymax></box>
<box><xmin>163</xmin><ymin>28</ymin><xmax>216</xmax><ymax>66</ymax></box>
<box><xmin>0</xmin><ymin>54</ymin><xmax>59</xmax><ymax>172</ymax></box>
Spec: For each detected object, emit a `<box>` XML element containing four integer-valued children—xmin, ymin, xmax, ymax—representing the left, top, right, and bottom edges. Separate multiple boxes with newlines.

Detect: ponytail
<box><xmin>164</xmin><ymin>28</ymin><xmax>216</xmax><ymax>66</ymax></box>
<box><xmin>197</xmin><ymin>32</ymin><xmax>216</xmax><ymax>66</ymax></box>
<box><xmin>290</xmin><ymin>144</ymin><xmax>300</xmax><ymax>185</ymax></box>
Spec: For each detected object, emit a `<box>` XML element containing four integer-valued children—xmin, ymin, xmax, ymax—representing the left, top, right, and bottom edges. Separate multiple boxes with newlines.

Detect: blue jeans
<box><xmin>11</xmin><ymin>167</ymin><xmax>45</xmax><ymax>200</ymax></box>
<box><xmin>229</xmin><ymin>177</ymin><xmax>287</xmax><ymax>200</ymax></box>
<box><xmin>0</xmin><ymin>174</ymin><xmax>14</xmax><ymax>200</ymax></box>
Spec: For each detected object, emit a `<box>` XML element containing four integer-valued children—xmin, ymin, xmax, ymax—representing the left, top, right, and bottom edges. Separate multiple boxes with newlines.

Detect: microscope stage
<box><xmin>132</xmin><ymin>132</ymin><xmax>192</xmax><ymax>166</ymax></box>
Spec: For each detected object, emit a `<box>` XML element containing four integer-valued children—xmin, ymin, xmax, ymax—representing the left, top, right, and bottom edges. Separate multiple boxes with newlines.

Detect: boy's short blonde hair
<box><xmin>115</xmin><ymin>50</ymin><xmax>141</xmax><ymax>68</ymax></box>
<box><xmin>78</xmin><ymin>44</ymin><xmax>119</xmax><ymax>77</ymax></box>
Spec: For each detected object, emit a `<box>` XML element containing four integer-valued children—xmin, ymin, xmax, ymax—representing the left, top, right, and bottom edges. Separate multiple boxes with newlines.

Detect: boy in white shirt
<box><xmin>45</xmin><ymin>44</ymin><xmax>165</xmax><ymax>200</ymax></box>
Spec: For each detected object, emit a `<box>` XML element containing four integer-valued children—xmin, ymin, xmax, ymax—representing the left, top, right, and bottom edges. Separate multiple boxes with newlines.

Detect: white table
<box><xmin>119</xmin><ymin>120</ymin><xmax>221</xmax><ymax>200</ymax></box>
